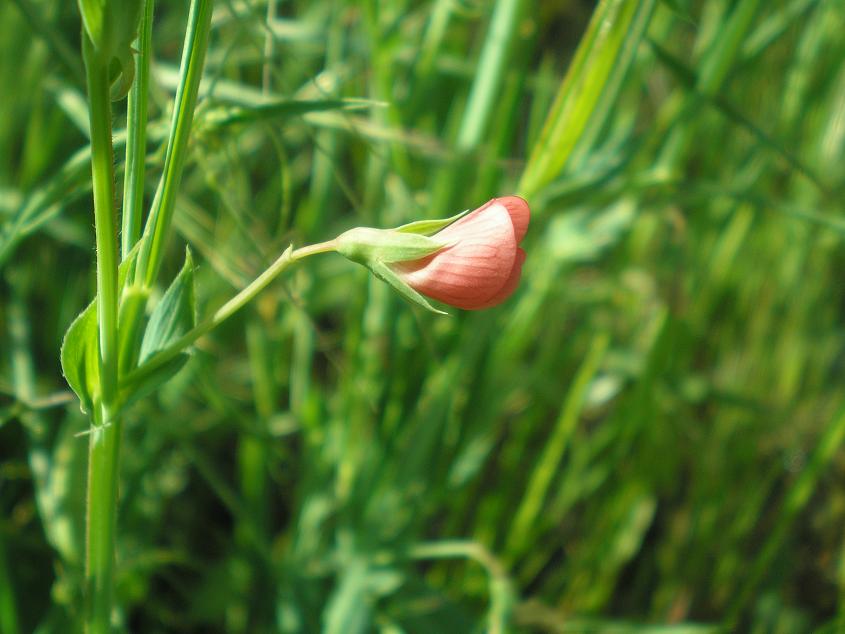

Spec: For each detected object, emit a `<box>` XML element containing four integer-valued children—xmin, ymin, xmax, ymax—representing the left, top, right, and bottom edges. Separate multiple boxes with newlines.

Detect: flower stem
<box><xmin>82</xmin><ymin>33</ymin><xmax>121</xmax><ymax>634</ymax></box>
<box><xmin>121</xmin><ymin>240</ymin><xmax>337</xmax><ymax>391</ymax></box>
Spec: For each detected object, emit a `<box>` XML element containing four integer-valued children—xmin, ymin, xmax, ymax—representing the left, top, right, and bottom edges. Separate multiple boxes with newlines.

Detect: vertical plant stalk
<box><xmin>121</xmin><ymin>0</ymin><xmax>155</xmax><ymax>259</ymax></box>
<box><xmin>0</xmin><ymin>530</ymin><xmax>20</xmax><ymax>634</ymax></box>
<box><xmin>82</xmin><ymin>34</ymin><xmax>122</xmax><ymax>634</ymax></box>
<box><xmin>85</xmin><ymin>408</ymin><xmax>123</xmax><ymax>634</ymax></box>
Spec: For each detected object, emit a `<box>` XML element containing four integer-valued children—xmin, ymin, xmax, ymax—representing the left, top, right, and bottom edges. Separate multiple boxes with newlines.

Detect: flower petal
<box><xmin>496</xmin><ymin>196</ymin><xmax>530</xmax><ymax>243</ymax></box>
<box><xmin>471</xmin><ymin>248</ymin><xmax>526</xmax><ymax>310</ymax></box>
<box><xmin>394</xmin><ymin>202</ymin><xmax>517</xmax><ymax>309</ymax></box>
<box><xmin>437</xmin><ymin>196</ymin><xmax>529</xmax><ymax>244</ymax></box>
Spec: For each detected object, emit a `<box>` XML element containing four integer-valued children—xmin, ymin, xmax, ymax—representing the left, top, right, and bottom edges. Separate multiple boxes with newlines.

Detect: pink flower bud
<box><xmin>392</xmin><ymin>196</ymin><xmax>529</xmax><ymax>310</ymax></box>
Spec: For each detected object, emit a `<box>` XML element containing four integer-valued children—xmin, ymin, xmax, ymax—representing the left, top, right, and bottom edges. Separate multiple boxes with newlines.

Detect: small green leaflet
<box><xmin>139</xmin><ymin>247</ymin><xmax>196</xmax><ymax>362</ymax></box>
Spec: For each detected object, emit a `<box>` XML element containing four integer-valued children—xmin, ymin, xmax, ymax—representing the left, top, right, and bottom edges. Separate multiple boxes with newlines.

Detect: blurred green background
<box><xmin>3</xmin><ymin>0</ymin><xmax>845</xmax><ymax>631</ymax></box>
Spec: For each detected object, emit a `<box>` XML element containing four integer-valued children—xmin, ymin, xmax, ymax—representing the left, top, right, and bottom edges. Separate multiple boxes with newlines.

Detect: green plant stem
<box><xmin>83</xmin><ymin>40</ymin><xmax>119</xmax><ymax>409</ymax></box>
<box><xmin>121</xmin><ymin>0</ymin><xmax>155</xmax><ymax>259</ymax></box>
<box><xmin>0</xmin><ymin>528</ymin><xmax>20</xmax><ymax>634</ymax></box>
<box><xmin>122</xmin><ymin>240</ymin><xmax>337</xmax><ymax>391</ymax></box>
<box><xmin>85</xmin><ymin>406</ymin><xmax>122</xmax><ymax>634</ymax></box>
<box><xmin>135</xmin><ymin>0</ymin><xmax>213</xmax><ymax>287</ymax></box>
<box><xmin>82</xmin><ymin>35</ymin><xmax>121</xmax><ymax>634</ymax></box>
<box><xmin>409</xmin><ymin>541</ymin><xmax>513</xmax><ymax>634</ymax></box>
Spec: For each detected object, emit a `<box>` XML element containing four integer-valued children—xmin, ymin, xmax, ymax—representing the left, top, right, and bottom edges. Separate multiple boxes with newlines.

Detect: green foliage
<box><xmin>395</xmin><ymin>209</ymin><xmax>469</xmax><ymax>235</ymax></box>
<box><xmin>138</xmin><ymin>247</ymin><xmax>196</xmax><ymax>363</ymax></box>
<box><xmin>4</xmin><ymin>0</ymin><xmax>845</xmax><ymax>632</ymax></box>
<box><xmin>519</xmin><ymin>0</ymin><xmax>658</xmax><ymax>199</ymax></box>
<box><xmin>60</xmin><ymin>247</ymin><xmax>140</xmax><ymax>414</ymax></box>
<box><xmin>59</xmin><ymin>292</ymin><xmax>99</xmax><ymax>415</ymax></box>
<box><xmin>120</xmin><ymin>247</ymin><xmax>197</xmax><ymax>409</ymax></box>
<box><xmin>366</xmin><ymin>260</ymin><xmax>448</xmax><ymax>315</ymax></box>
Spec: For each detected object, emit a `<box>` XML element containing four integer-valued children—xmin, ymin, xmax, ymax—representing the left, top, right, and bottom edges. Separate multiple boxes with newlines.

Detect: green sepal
<box><xmin>394</xmin><ymin>209</ymin><xmax>468</xmax><ymax>235</ymax></box>
<box><xmin>139</xmin><ymin>247</ymin><xmax>197</xmax><ymax>363</ymax></box>
<box><xmin>367</xmin><ymin>261</ymin><xmax>448</xmax><ymax>315</ymax></box>
<box><xmin>336</xmin><ymin>228</ymin><xmax>446</xmax><ymax>265</ymax></box>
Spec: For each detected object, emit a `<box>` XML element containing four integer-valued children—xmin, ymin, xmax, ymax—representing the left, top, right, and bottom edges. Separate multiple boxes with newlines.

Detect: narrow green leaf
<box><xmin>455</xmin><ymin>0</ymin><xmax>525</xmax><ymax>151</ymax></box>
<box><xmin>518</xmin><ymin>0</ymin><xmax>657</xmax><ymax>199</ymax></box>
<box><xmin>200</xmin><ymin>98</ymin><xmax>378</xmax><ymax>130</ymax></box>
<box><xmin>139</xmin><ymin>247</ymin><xmax>197</xmax><ymax>363</ymax></box>
<box><xmin>134</xmin><ymin>0</ymin><xmax>214</xmax><ymax>287</ymax></box>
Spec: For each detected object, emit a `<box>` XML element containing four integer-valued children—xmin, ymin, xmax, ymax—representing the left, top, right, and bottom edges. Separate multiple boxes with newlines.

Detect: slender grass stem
<box><xmin>455</xmin><ymin>0</ymin><xmax>524</xmax><ymax>152</ymax></box>
<box><xmin>82</xmin><ymin>34</ymin><xmax>122</xmax><ymax>634</ymax></box>
<box><xmin>0</xmin><ymin>531</ymin><xmax>20</xmax><ymax>634</ymax></box>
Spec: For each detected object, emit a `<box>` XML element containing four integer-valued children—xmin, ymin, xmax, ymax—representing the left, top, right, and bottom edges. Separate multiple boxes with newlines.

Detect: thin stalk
<box><xmin>83</xmin><ymin>39</ymin><xmax>119</xmax><ymax>409</ymax></box>
<box><xmin>409</xmin><ymin>541</ymin><xmax>513</xmax><ymax>634</ymax></box>
<box><xmin>122</xmin><ymin>240</ymin><xmax>337</xmax><ymax>390</ymax></box>
<box><xmin>82</xmin><ymin>34</ymin><xmax>121</xmax><ymax>634</ymax></box>
<box><xmin>261</xmin><ymin>0</ymin><xmax>277</xmax><ymax>92</ymax></box>
<box><xmin>121</xmin><ymin>0</ymin><xmax>155</xmax><ymax>259</ymax></box>
<box><xmin>85</xmin><ymin>408</ymin><xmax>122</xmax><ymax>634</ymax></box>
<box><xmin>135</xmin><ymin>0</ymin><xmax>213</xmax><ymax>288</ymax></box>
